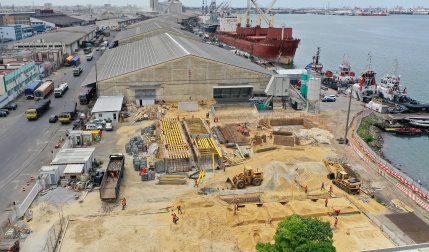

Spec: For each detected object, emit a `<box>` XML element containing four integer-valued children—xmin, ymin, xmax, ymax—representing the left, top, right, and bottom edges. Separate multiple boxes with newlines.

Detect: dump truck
<box><xmin>54</xmin><ymin>83</ymin><xmax>68</xmax><ymax>98</ymax></box>
<box><xmin>34</xmin><ymin>80</ymin><xmax>54</xmax><ymax>100</ymax></box>
<box><xmin>226</xmin><ymin>166</ymin><xmax>263</xmax><ymax>189</ymax></box>
<box><xmin>100</xmin><ymin>153</ymin><xmax>125</xmax><ymax>201</ymax></box>
<box><xmin>332</xmin><ymin>170</ymin><xmax>361</xmax><ymax>195</ymax></box>
<box><xmin>58</xmin><ymin>102</ymin><xmax>77</xmax><ymax>124</ymax></box>
<box><xmin>0</xmin><ymin>239</ymin><xmax>19</xmax><ymax>252</ymax></box>
<box><xmin>26</xmin><ymin>99</ymin><xmax>51</xmax><ymax>120</ymax></box>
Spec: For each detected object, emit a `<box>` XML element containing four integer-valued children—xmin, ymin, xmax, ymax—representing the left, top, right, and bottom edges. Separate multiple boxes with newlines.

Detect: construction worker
<box><xmin>334</xmin><ymin>217</ymin><xmax>338</xmax><ymax>228</ymax></box>
<box><xmin>329</xmin><ymin>185</ymin><xmax>333</xmax><ymax>193</ymax></box>
<box><xmin>335</xmin><ymin>209</ymin><xmax>341</xmax><ymax>216</ymax></box>
<box><xmin>206</xmin><ymin>112</ymin><xmax>209</xmax><ymax>119</ymax></box>
<box><xmin>121</xmin><ymin>198</ymin><xmax>126</xmax><ymax>210</ymax></box>
<box><xmin>305</xmin><ymin>185</ymin><xmax>308</xmax><ymax>194</ymax></box>
<box><xmin>234</xmin><ymin>203</ymin><xmax>238</xmax><ymax>215</ymax></box>
<box><xmin>321</xmin><ymin>182</ymin><xmax>325</xmax><ymax>190</ymax></box>
<box><xmin>223</xmin><ymin>163</ymin><xmax>226</xmax><ymax>172</ymax></box>
<box><xmin>110</xmin><ymin>172</ymin><xmax>115</xmax><ymax>179</ymax></box>
<box><xmin>177</xmin><ymin>205</ymin><xmax>182</xmax><ymax>214</ymax></box>
<box><xmin>194</xmin><ymin>179</ymin><xmax>199</xmax><ymax>188</ymax></box>
<box><xmin>325</xmin><ymin>198</ymin><xmax>328</xmax><ymax>207</ymax></box>
<box><xmin>172</xmin><ymin>213</ymin><xmax>178</xmax><ymax>224</ymax></box>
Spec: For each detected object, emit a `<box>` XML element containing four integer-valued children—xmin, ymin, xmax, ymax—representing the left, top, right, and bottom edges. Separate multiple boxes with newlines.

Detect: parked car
<box><xmin>321</xmin><ymin>96</ymin><xmax>336</xmax><ymax>102</ymax></box>
<box><xmin>3</xmin><ymin>103</ymin><xmax>17</xmax><ymax>110</ymax></box>
<box><xmin>90</xmin><ymin>119</ymin><xmax>107</xmax><ymax>125</ymax></box>
<box><xmin>105</xmin><ymin>122</ymin><xmax>113</xmax><ymax>131</ymax></box>
<box><xmin>49</xmin><ymin>115</ymin><xmax>58</xmax><ymax>123</ymax></box>
<box><xmin>73</xmin><ymin>119</ymin><xmax>82</xmax><ymax>127</ymax></box>
<box><xmin>0</xmin><ymin>108</ymin><xmax>9</xmax><ymax>114</ymax></box>
<box><xmin>86</xmin><ymin>124</ymin><xmax>103</xmax><ymax>130</ymax></box>
<box><xmin>0</xmin><ymin>110</ymin><xmax>7</xmax><ymax>117</ymax></box>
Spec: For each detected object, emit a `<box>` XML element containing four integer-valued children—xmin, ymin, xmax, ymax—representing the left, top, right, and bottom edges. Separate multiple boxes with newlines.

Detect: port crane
<box><xmin>251</xmin><ymin>0</ymin><xmax>277</xmax><ymax>27</ymax></box>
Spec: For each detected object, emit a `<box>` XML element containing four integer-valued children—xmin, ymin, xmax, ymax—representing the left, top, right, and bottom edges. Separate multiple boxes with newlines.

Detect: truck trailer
<box><xmin>24</xmin><ymin>80</ymin><xmax>42</xmax><ymax>99</ymax></box>
<box><xmin>70</xmin><ymin>56</ymin><xmax>81</xmax><ymax>66</ymax></box>
<box><xmin>58</xmin><ymin>102</ymin><xmax>77</xmax><ymax>124</ymax></box>
<box><xmin>100</xmin><ymin>153</ymin><xmax>125</xmax><ymax>201</ymax></box>
<box><xmin>34</xmin><ymin>80</ymin><xmax>54</xmax><ymax>101</ymax></box>
<box><xmin>26</xmin><ymin>99</ymin><xmax>51</xmax><ymax>120</ymax></box>
<box><xmin>54</xmin><ymin>83</ymin><xmax>68</xmax><ymax>97</ymax></box>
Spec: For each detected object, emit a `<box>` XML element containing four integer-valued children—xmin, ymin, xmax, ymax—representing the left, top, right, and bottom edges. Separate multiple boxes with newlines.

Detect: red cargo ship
<box><xmin>216</xmin><ymin>24</ymin><xmax>300</xmax><ymax>65</ymax></box>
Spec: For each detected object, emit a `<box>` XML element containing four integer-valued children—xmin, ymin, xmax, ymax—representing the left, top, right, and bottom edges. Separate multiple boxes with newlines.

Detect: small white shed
<box><xmin>91</xmin><ymin>96</ymin><xmax>123</xmax><ymax>122</ymax></box>
<box><xmin>39</xmin><ymin>166</ymin><xmax>61</xmax><ymax>185</ymax></box>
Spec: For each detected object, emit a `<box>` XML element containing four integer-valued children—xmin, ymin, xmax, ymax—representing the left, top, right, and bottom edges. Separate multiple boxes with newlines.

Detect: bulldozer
<box><xmin>332</xmin><ymin>170</ymin><xmax>361</xmax><ymax>195</ymax></box>
<box><xmin>226</xmin><ymin>166</ymin><xmax>263</xmax><ymax>189</ymax></box>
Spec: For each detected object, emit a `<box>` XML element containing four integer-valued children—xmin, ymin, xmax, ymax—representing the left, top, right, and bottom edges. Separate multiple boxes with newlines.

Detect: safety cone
<box><xmin>22</xmin><ymin>187</ymin><xmax>25</xmax><ymax>191</ymax></box>
<box><xmin>30</xmin><ymin>176</ymin><xmax>34</xmax><ymax>181</ymax></box>
<box><xmin>26</xmin><ymin>182</ymin><xmax>30</xmax><ymax>186</ymax></box>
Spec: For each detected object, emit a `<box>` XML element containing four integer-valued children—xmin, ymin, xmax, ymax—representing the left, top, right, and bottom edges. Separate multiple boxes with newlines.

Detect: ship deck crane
<box><xmin>251</xmin><ymin>0</ymin><xmax>277</xmax><ymax>27</ymax></box>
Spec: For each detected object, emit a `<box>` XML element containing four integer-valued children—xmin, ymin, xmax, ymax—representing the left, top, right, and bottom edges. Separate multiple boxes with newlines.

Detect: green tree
<box><xmin>256</xmin><ymin>214</ymin><xmax>336</xmax><ymax>252</ymax></box>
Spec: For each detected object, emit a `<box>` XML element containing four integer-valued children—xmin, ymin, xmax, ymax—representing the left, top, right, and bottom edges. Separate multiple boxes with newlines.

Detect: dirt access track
<box><xmin>22</xmin><ymin>103</ymin><xmax>398</xmax><ymax>252</ymax></box>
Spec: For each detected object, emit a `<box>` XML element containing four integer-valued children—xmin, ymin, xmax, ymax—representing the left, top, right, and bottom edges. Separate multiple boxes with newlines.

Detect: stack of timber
<box><xmin>157</xmin><ymin>174</ymin><xmax>188</xmax><ymax>185</ymax></box>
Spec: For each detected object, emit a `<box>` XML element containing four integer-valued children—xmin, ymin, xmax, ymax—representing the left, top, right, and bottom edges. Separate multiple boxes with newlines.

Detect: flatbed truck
<box><xmin>100</xmin><ymin>153</ymin><xmax>125</xmax><ymax>201</ymax></box>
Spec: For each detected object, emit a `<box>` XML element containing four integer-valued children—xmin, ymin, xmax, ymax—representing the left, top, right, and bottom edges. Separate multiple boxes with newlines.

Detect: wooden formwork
<box><xmin>160</xmin><ymin>118</ymin><xmax>191</xmax><ymax>172</ymax></box>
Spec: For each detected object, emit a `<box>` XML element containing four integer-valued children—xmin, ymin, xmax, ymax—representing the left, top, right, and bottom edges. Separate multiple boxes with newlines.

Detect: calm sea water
<box><xmin>269</xmin><ymin>14</ymin><xmax>429</xmax><ymax>183</ymax></box>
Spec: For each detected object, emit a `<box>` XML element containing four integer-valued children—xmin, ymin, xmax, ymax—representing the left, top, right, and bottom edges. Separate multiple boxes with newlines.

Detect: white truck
<box><xmin>54</xmin><ymin>83</ymin><xmax>69</xmax><ymax>98</ymax></box>
<box><xmin>86</xmin><ymin>53</ymin><xmax>93</xmax><ymax>61</ymax></box>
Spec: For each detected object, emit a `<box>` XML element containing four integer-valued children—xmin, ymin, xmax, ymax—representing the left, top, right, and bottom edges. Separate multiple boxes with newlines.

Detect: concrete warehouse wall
<box><xmin>96</xmin><ymin>55</ymin><xmax>271</xmax><ymax>102</ymax></box>
<box><xmin>118</xmin><ymin>29</ymin><xmax>198</xmax><ymax>46</ymax></box>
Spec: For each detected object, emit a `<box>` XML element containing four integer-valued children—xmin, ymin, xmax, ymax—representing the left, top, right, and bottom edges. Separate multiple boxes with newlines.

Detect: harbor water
<box><xmin>270</xmin><ymin>14</ymin><xmax>429</xmax><ymax>184</ymax></box>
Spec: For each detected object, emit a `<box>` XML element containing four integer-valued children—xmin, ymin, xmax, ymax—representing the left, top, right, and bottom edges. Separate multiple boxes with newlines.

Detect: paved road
<box><xmin>0</xmin><ymin>39</ymin><xmax>109</xmax><ymax>226</ymax></box>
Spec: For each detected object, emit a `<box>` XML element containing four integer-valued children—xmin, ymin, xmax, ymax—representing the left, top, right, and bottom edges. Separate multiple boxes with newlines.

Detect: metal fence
<box><xmin>14</xmin><ymin>181</ymin><xmax>41</xmax><ymax>219</ymax></box>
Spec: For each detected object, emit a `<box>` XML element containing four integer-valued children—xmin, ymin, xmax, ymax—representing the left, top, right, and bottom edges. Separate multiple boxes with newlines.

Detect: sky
<box><xmin>6</xmin><ymin>0</ymin><xmax>428</xmax><ymax>8</ymax></box>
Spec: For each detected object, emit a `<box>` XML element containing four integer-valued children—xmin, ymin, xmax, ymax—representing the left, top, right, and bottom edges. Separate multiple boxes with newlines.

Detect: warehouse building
<box><xmin>81</xmin><ymin>33</ymin><xmax>272</xmax><ymax>104</ymax></box>
<box><xmin>12</xmin><ymin>26</ymin><xmax>97</xmax><ymax>55</ymax></box>
<box><xmin>113</xmin><ymin>20</ymin><xmax>197</xmax><ymax>47</ymax></box>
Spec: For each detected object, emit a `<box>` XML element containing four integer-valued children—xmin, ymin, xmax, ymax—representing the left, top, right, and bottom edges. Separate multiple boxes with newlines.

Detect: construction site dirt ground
<box><xmin>21</xmin><ymin>99</ymin><xmax>409</xmax><ymax>252</ymax></box>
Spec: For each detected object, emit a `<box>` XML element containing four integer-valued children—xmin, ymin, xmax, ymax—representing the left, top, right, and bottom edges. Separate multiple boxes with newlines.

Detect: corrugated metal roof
<box><xmin>51</xmin><ymin>148</ymin><xmax>95</xmax><ymax>165</ymax></box>
<box><xmin>64</xmin><ymin>164</ymin><xmax>84</xmax><ymax>174</ymax></box>
<box><xmin>81</xmin><ymin>33</ymin><xmax>272</xmax><ymax>86</ymax></box>
<box><xmin>16</xmin><ymin>26</ymin><xmax>97</xmax><ymax>45</ymax></box>
<box><xmin>40</xmin><ymin>165</ymin><xmax>59</xmax><ymax>172</ymax></box>
<box><xmin>91</xmin><ymin>96</ymin><xmax>124</xmax><ymax>113</ymax></box>
<box><xmin>114</xmin><ymin>21</ymin><xmax>195</xmax><ymax>42</ymax></box>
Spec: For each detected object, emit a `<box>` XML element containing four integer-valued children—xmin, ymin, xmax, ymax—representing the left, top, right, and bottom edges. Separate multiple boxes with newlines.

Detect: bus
<box><xmin>79</xmin><ymin>86</ymin><xmax>96</xmax><ymax>105</ymax></box>
<box><xmin>24</xmin><ymin>80</ymin><xmax>42</xmax><ymax>99</ymax></box>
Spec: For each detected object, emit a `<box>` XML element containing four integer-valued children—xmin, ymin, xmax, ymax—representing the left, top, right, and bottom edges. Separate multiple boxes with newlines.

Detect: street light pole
<box><xmin>344</xmin><ymin>85</ymin><xmax>353</xmax><ymax>144</ymax></box>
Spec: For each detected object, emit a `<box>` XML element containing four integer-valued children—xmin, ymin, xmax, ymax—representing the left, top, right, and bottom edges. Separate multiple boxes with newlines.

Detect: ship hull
<box><xmin>217</xmin><ymin>27</ymin><xmax>300</xmax><ymax>65</ymax></box>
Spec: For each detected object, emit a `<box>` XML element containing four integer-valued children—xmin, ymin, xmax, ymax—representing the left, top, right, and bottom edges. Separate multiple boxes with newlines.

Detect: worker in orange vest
<box><xmin>304</xmin><ymin>185</ymin><xmax>308</xmax><ymax>194</ymax></box>
<box><xmin>334</xmin><ymin>217</ymin><xmax>338</xmax><ymax>228</ymax></box>
<box><xmin>335</xmin><ymin>209</ymin><xmax>341</xmax><ymax>216</ymax></box>
<box><xmin>172</xmin><ymin>213</ymin><xmax>178</xmax><ymax>224</ymax></box>
<box><xmin>194</xmin><ymin>180</ymin><xmax>199</xmax><ymax>188</ymax></box>
<box><xmin>325</xmin><ymin>198</ymin><xmax>328</xmax><ymax>207</ymax></box>
<box><xmin>329</xmin><ymin>185</ymin><xmax>333</xmax><ymax>193</ymax></box>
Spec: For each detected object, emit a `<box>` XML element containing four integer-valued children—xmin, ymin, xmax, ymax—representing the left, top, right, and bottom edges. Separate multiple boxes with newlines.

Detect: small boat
<box><xmin>394</xmin><ymin>127</ymin><xmax>422</xmax><ymax>135</ymax></box>
<box><xmin>408</xmin><ymin>120</ymin><xmax>429</xmax><ymax>128</ymax></box>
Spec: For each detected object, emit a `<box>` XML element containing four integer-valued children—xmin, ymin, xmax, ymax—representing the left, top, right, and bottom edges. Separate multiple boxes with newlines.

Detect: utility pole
<box><xmin>344</xmin><ymin>85</ymin><xmax>353</xmax><ymax>144</ymax></box>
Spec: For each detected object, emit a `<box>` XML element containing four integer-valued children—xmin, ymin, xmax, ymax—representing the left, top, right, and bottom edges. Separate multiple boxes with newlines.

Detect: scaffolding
<box><xmin>160</xmin><ymin>118</ymin><xmax>192</xmax><ymax>173</ymax></box>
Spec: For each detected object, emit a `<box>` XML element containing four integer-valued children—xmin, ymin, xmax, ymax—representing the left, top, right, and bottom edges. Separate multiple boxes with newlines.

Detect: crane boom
<box><xmin>251</xmin><ymin>0</ymin><xmax>271</xmax><ymax>27</ymax></box>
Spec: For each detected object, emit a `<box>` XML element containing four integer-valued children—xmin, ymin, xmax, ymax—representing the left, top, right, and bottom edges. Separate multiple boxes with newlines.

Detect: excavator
<box><xmin>226</xmin><ymin>166</ymin><xmax>263</xmax><ymax>189</ymax></box>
